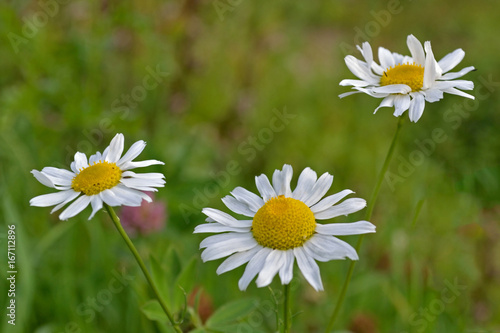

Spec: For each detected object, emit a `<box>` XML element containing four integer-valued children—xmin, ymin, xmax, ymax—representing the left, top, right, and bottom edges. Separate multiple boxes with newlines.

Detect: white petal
<box><xmin>202</xmin><ymin>208</ymin><xmax>248</xmax><ymax>227</ymax></box>
<box><xmin>339</xmin><ymin>79</ymin><xmax>371</xmax><ymax>87</ymax></box>
<box><xmin>447</xmin><ymin>79</ymin><xmax>474</xmax><ymax>91</ymax></box>
<box><xmin>201</xmin><ymin>233</ymin><xmax>257</xmax><ymax>261</ymax></box>
<box><xmin>256</xmin><ymin>250</ymin><xmax>285</xmax><ymax>287</ymax></box>
<box><xmin>272</xmin><ymin>164</ymin><xmax>293</xmax><ymax>197</ymax></box>
<box><xmin>423</xmin><ymin>41</ymin><xmax>438</xmax><ymax>89</ymax></box>
<box><xmin>222</xmin><ymin>195</ymin><xmax>255</xmax><ymax>217</ymax></box>
<box><xmin>310</xmin><ymin>189</ymin><xmax>354</xmax><ymax>213</ymax></box>
<box><xmin>31</xmin><ymin>170</ymin><xmax>57</xmax><ymax>188</ymax></box>
<box><xmin>30</xmin><ymin>189</ymin><xmax>77</xmax><ymax>207</ymax></box>
<box><xmin>315</xmin><ymin>221</ymin><xmax>376</xmax><ymax>235</ymax></box>
<box><xmin>308</xmin><ymin>234</ymin><xmax>358</xmax><ymax>261</ymax></box>
<box><xmin>231</xmin><ymin>187</ymin><xmax>265</xmax><ymax>212</ymax></box>
<box><xmin>371</xmin><ymin>84</ymin><xmax>412</xmax><ymax>95</ymax></box>
<box><xmin>59</xmin><ymin>195</ymin><xmax>92</xmax><ymax>220</ymax></box>
<box><xmin>73</xmin><ymin>152</ymin><xmax>89</xmax><ymax>172</ymax></box>
<box><xmin>393</xmin><ymin>94</ymin><xmax>411</xmax><ymax>116</ymax></box>
<box><xmin>255</xmin><ymin>174</ymin><xmax>277</xmax><ymax>202</ymax></box>
<box><xmin>106</xmin><ymin>133</ymin><xmax>125</xmax><ymax>163</ymax></box>
<box><xmin>70</xmin><ymin>161</ymin><xmax>76</xmax><ymax>173</ymax></box>
<box><xmin>438</xmin><ymin>48</ymin><xmax>465</xmax><ymax>73</ymax></box>
<box><xmin>117</xmin><ymin>140</ymin><xmax>146</xmax><ymax>166</ymax></box>
<box><xmin>120</xmin><ymin>177</ymin><xmax>165</xmax><ymax>190</ymax></box>
<box><xmin>238</xmin><ymin>247</ymin><xmax>272</xmax><ymax>291</ymax></box>
<box><xmin>98</xmin><ymin>189</ymin><xmax>124</xmax><ymax>206</ymax></box>
<box><xmin>216</xmin><ymin>246</ymin><xmax>262</xmax><ymax>275</ymax></box>
<box><xmin>294</xmin><ymin>247</ymin><xmax>323</xmax><ymax>291</ymax></box>
<box><xmin>432</xmin><ymin>80</ymin><xmax>474</xmax><ymax>91</ymax></box>
<box><xmin>292</xmin><ymin>167</ymin><xmax>317</xmax><ymax>202</ymax></box>
<box><xmin>102</xmin><ymin>145</ymin><xmax>110</xmax><ymax>159</ymax></box>
<box><xmin>303</xmin><ymin>239</ymin><xmax>334</xmax><ymax>262</ymax></box>
<box><xmin>313</xmin><ymin>198</ymin><xmax>367</xmax><ymax>220</ymax></box>
<box><xmin>278</xmin><ymin>250</ymin><xmax>295</xmax><ymax>285</ymax></box>
<box><xmin>423</xmin><ymin>89</ymin><xmax>444</xmax><ymax>103</ymax></box>
<box><xmin>119</xmin><ymin>185</ymin><xmax>159</xmax><ymax>193</ymax></box>
<box><xmin>408</xmin><ymin>93</ymin><xmax>426</xmax><ymax>122</ymax></box>
<box><xmin>371</xmin><ymin>61</ymin><xmax>385</xmax><ymax>76</ymax></box>
<box><xmin>120</xmin><ymin>159</ymin><xmax>164</xmax><ymax>171</ymax></box>
<box><xmin>41</xmin><ymin>167</ymin><xmax>74</xmax><ymax>181</ymax></box>
<box><xmin>440</xmin><ymin>66</ymin><xmax>475</xmax><ymax>80</ymax></box>
<box><xmin>378</xmin><ymin>47</ymin><xmax>395</xmax><ymax>69</ymax></box>
<box><xmin>89</xmin><ymin>151</ymin><xmax>103</xmax><ymax>165</ymax></box>
<box><xmin>374</xmin><ymin>96</ymin><xmax>395</xmax><ymax>114</ymax></box>
<box><xmin>121</xmin><ymin>171</ymin><xmax>165</xmax><ymax>180</ymax></box>
<box><xmin>194</xmin><ymin>223</ymin><xmax>251</xmax><ymax>233</ymax></box>
<box><xmin>344</xmin><ymin>55</ymin><xmax>379</xmax><ymax>84</ymax></box>
<box><xmin>303</xmin><ymin>235</ymin><xmax>357</xmax><ymax>261</ymax></box>
<box><xmin>39</xmin><ymin>170</ymin><xmax>72</xmax><ymax>188</ymax></box>
<box><xmin>88</xmin><ymin>196</ymin><xmax>103</xmax><ymax>220</ymax></box>
<box><xmin>107</xmin><ymin>186</ymin><xmax>146</xmax><ymax>206</ymax></box>
<box><xmin>359</xmin><ymin>42</ymin><xmax>374</xmax><ymax>67</ymax></box>
<box><xmin>406</xmin><ymin>34</ymin><xmax>425</xmax><ymax>65</ymax></box>
<box><xmin>302</xmin><ymin>172</ymin><xmax>333</xmax><ymax>207</ymax></box>
<box><xmin>443</xmin><ymin>87</ymin><xmax>475</xmax><ymax>99</ymax></box>
<box><xmin>393</xmin><ymin>52</ymin><xmax>408</xmax><ymax>65</ymax></box>
<box><xmin>351</xmin><ymin>86</ymin><xmax>389</xmax><ymax>98</ymax></box>
<box><xmin>200</xmin><ymin>232</ymin><xmax>253</xmax><ymax>249</ymax></box>
<box><xmin>50</xmin><ymin>191</ymin><xmax>81</xmax><ymax>213</ymax></box>
<box><xmin>339</xmin><ymin>90</ymin><xmax>363</xmax><ymax>98</ymax></box>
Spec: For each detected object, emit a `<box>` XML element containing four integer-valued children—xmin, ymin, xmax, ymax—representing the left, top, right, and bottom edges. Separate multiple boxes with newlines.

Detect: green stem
<box><xmin>325</xmin><ymin>117</ymin><xmax>404</xmax><ymax>332</ymax></box>
<box><xmin>283</xmin><ymin>284</ymin><xmax>291</xmax><ymax>333</ymax></box>
<box><xmin>104</xmin><ymin>204</ymin><xmax>182</xmax><ymax>333</ymax></box>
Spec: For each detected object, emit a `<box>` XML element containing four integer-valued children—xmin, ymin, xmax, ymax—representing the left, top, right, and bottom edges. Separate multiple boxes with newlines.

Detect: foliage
<box><xmin>0</xmin><ymin>0</ymin><xmax>499</xmax><ymax>332</ymax></box>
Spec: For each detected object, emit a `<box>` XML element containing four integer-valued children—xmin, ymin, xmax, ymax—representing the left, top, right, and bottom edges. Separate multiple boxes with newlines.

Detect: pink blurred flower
<box><xmin>119</xmin><ymin>192</ymin><xmax>166</xmax><ymax>236</ymax></box>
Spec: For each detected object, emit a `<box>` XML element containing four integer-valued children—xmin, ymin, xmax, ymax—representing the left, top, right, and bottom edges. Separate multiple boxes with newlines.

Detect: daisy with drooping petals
<box><xmin>339</xmin><ymin>34</ymin><xmax>475</xmax><ymax>122</ymax></box>
<box><xmin>194</xmin><ymin>164</ymin><xmax>376</xmax><ymax>291</ymax></box>
<box><xmin>30</xmin><ymin>133</ymin><xmax>165</xmax><ymax>220</ymax></box>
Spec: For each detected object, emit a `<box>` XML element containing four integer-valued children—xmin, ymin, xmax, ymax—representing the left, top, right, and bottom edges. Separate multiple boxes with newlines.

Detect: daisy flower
<box><xmin>30</xmin><ymin>133</ymin><xmax>165</xmax><ymax>221</ymax></box>
<box><xmin>194</xmin><ymin>164</ymin><xmax>376</xmax><ymax>291</ymax></box>
<box><xmin>339</xmin><ymin>34</ymin><xmax>475</xmax><ymax>122</ymax></box>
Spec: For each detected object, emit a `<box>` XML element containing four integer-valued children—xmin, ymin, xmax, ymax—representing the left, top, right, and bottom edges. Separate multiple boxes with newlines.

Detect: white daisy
<box><xmin>339</xmin><ymin>34</ymin><xmax>475</xmax><ymax>122</ymax></box>
<box><xmin>194</xmin><ymin>164</ymin><xmax>376</xmax><ymax>291</ymax></box>
<box><xmin>30</xmin><ymin>133</ymin><xmax>165</xmax><ymax>221</ymax></box>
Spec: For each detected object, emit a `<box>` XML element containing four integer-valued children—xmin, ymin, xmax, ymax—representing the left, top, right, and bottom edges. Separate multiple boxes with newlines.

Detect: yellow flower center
<box><xmin>380</xmin><ymin>63</ymin><xmax>424</xmax><ymax>92</ymax></box>
<box><xmin>72</xmin><ymin>161</ymin><xmax>122</xmax><ymax>196</ymax></box>
<box><xmin>252</xmin><ymin>195</ymin><xmax>316</xmax><ymax>250</ymax></box>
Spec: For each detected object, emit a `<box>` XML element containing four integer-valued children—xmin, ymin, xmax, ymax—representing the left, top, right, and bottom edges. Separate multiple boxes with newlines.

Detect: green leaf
<box><xmin>188</xmin><ymin>329</ymin><xmax>208</xmax><ymax>333</ymax></box>
<box><xmin>174</xmin><ymin>256</ymin><xmax>198</xmax><ymax>309</ymax></box>
<box><xmin>187</xmin><ymin>306</ymin><xmax>203</xmax><ymax>329</ymax></box>
<box><xmin>150</xmin><ymin>254</ymin><xmax>172</xmax><ymax>301</ymax></box>
<box><xmin>140</xmin><ymin>301</ymin><xmax>178</xmax><ymax>333</ymax></box>
<box><xmin>166</xmin><ymin>246</ymin><xmax>183</xmax><ymax>283</ymax></box>
<box><xmin>141</xmin><ymin>300</ymin><xmax>168</xmax><ymax>322</ymax></box>
<box><xmin>208</xmin><ymin>323</ymin><xmax>266</xmax><ymax>333</ymax></box>
<box><xmin>206</xmin><ymin>298</ymin><xmax>259</xmax><ymax>328</ymax></box>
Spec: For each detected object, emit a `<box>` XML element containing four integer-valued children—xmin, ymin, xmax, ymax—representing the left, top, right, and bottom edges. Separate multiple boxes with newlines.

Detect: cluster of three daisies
<box><xmin>30</xmin><ymin>34</ymin><xmax>474</xmax><ymax>291</ymax></box>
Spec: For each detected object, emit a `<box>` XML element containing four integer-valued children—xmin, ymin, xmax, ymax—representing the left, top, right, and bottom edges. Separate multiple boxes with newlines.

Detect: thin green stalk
<box><xmin>104</xmin><ymin>204</ymin><xmax>182</xmax><ymax>333</ymax></box>
<box><xmin>283</xmin><ymin>284</ymin><xmax>291</xmax><ymax>333</ymax></box>
<box><xmin>325</xmin><ymin>117</ymin><xmax>404</xmax><ymax>332</ymax></box>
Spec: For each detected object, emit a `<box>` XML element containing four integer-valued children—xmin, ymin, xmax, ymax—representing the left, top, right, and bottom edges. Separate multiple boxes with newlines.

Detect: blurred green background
<box><xmin>1</xmin><ymin>0</ymin><xmax>499</xmax><ymax>332</ymax></box>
